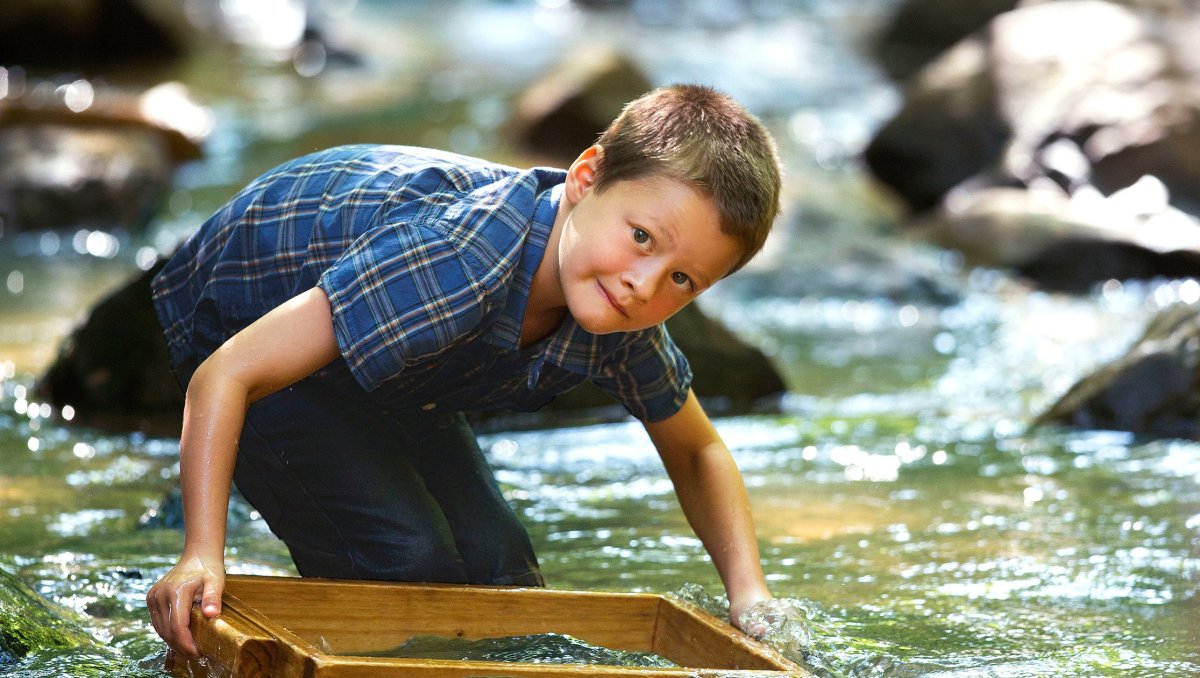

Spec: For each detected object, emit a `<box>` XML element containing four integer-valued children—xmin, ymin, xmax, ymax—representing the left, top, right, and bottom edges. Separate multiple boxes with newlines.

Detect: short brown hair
<box><xmin>593</xmin><ymin>84</ymin><xmax>782</xmax><ymax>274</ymax></box>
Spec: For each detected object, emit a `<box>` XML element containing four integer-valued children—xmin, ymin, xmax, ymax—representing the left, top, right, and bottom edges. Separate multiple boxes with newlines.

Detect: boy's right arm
<box><xmin>145</xmin><ymin>287</ymin><xmax>340</xmax><ymax>658</ymax></box>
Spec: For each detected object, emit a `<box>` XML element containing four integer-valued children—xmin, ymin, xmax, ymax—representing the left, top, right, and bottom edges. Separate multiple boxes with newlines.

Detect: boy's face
<box><xmin>556</xmin><ymin>169</ymin><xmax>741</xmax><ymax>334</ymax></box>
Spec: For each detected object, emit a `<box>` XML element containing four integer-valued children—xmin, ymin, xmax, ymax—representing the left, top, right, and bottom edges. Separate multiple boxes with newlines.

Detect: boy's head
<box><xmin>591</xmin><ymin>83</ymin><xmax>782</xmax><ymax>274</ymax></box>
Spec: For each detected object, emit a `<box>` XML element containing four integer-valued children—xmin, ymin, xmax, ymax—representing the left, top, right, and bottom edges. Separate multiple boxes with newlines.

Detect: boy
<box><xmin>145</xmin><ymin>84</ymin><xmax>783</xmax><ymax>658</ymax></box>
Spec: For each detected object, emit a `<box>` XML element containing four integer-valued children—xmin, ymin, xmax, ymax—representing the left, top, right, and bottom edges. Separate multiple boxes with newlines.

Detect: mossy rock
<box><xmin>0</xmin><ymin>565</ymin><xmax>95</xmax><ymax>664</ymax></box>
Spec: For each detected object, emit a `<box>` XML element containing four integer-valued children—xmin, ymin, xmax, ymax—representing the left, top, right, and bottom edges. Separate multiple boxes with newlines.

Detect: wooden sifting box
<box><xmin>169</xmin><ymin>574</ymin><xmax>809</xmax><ymax>677</ymax></box>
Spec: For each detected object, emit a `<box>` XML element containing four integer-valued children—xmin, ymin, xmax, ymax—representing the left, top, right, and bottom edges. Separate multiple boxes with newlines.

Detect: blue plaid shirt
<box><xmin>152</xmin><ymin>145</ymin><xmax>692</xmax><ymax>422</ymax></box>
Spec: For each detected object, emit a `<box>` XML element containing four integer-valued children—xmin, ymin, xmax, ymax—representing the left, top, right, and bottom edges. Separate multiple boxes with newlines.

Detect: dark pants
<box><xmin>230</xmin><ymin>373</ymin><xmax>543</xmax><ymax>586</ymax></box>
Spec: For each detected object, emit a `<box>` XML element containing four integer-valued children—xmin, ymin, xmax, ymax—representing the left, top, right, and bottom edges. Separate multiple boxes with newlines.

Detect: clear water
<box><xmin>1</xmin><ymin>1</ymin><xmax>1198</xmax><ymax>676</ymax></box>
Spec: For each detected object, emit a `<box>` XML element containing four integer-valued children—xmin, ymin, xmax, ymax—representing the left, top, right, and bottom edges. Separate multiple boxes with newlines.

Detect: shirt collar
<box><xmin>484</xmin><ymin>171</ymin><xmax>612</xmax><ymax>376</ymax></box>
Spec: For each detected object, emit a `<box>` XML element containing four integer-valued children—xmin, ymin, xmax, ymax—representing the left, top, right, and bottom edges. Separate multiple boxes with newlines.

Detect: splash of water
<box><xmin>670</xmin><ymin>584</ymin><xmax>920</xmax><ymax>678</ymax></box>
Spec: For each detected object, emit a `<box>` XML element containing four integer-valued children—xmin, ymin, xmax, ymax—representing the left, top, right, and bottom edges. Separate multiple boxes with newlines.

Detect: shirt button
<box><xmin>421</xmin><ymin>403</ymin><xmax>437</xmax><ymax>411</ymax></box>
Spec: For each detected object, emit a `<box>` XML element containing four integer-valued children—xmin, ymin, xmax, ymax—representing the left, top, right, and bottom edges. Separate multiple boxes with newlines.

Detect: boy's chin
<box><xmin>572</xmin><ymin>314</ymin><xmax>659</xmax><ymax>335</ymax></box>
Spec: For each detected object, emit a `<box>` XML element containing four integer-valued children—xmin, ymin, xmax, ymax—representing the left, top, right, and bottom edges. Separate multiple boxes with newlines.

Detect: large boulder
<box><xmin>864</xmin><ymin>1</ymin><xmax>1200</xmax><ymax>291</ymax></box>
<box><xmin>870</xmin><ymin>0</ymin><xmax>1199</xmax><ymax>82</ymax></box>
<box><xmin>0</xmin><ymin>78</ymin><xmax>209</xmax><ymax>233</ymax></box>
<box><xmin>1034</xmin><ymin>303</ymin><xmax>1200</xmax><ymax>439</ymax></box>
<box><xmin>506</xmin><ymin>44</ymin><xmax>652</xmax><ymax>164</ymax></box>
<box><xmin>0</xmin><ymin>123</ymin><xmax>174</xmax><ymax>233</ymax></box>
<box><xmin>35</xmin><ymin>260</ymin><xmax>183</xmax><ymax>433</ymax></box>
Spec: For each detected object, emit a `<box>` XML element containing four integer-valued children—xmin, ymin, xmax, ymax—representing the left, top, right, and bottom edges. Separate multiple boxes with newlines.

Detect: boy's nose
<box><xmin>622</xmin><ymin>261</ymin><xmax>663</xmax><ymax>302</ymax></box>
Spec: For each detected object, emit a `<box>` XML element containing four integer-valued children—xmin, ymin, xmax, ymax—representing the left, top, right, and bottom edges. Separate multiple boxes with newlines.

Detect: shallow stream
<box><xmin>0</xmin><ymin>1</ymin><xmax>1197</xmax><ymax>676</ymax></box>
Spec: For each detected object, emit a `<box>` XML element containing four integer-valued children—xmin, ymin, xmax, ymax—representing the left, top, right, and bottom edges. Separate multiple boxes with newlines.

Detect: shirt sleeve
<box><xmin>590</xmin><ymin>325</ymin><xmax>693</xmax><ymax>423</ymax></box>
<box><xmin>317</xmin><ymin>222</ymin><xmax>485</xmax><ymax>392</ymax></box>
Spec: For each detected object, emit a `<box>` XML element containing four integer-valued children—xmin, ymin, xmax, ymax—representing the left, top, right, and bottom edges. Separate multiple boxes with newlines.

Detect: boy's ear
<box><xmin>564</xmin><ymin>145</ymin><xmax>604</xmax><ymax>205</ymax></box>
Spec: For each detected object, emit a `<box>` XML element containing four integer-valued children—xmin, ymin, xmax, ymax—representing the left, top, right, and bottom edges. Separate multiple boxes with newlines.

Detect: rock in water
<box><xmin>865</xmin><ymin>1</ymin><xmax>1200</xmax><ymax>291</ymax></box>
<box><xmin>1035</xmin><ymin>304</ymin><xmax>1200</xmax><ymax>440</ymax></box>
<box><xmin>0</xmin><ymin>123</ymin><xmax>173</xmax><ymax>233</ymax></box>
<box><xmin>507</xmin><ymin>44</ymin><xmax>652</xmax><ymax>163</ymax></box>
<box><xmin>36</xmin><ymin>259</ymin><xmax>183</xmax><ymax>433</ymax></box>
<box><xmin>0</xmin><ymin>77</ymin><xmax>210</xmax><ymax>233</ymax></box>
<box><xmin>0</xmin><ymin>565</ymin><xmax>95</xmax><ymax>664</ymax></box>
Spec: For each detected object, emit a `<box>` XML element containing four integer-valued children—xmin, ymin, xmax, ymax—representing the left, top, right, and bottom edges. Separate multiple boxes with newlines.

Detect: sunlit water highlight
<box><xmin>1</xmin><ymin>1</ymin><xmax>1198</xmax><ymax>676</ymax></box>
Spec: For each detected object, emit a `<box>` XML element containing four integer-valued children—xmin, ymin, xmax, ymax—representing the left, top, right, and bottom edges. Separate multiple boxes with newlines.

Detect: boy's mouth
<box><xmin>597</xmin><ymin>281</ymin><xmax>628</xmax><ymax>317</ymax></box>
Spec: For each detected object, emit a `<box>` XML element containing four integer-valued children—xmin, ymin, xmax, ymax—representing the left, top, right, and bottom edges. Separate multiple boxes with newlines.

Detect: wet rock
<box><xmin>871</xmin><ymin>0</ymin><xmax>1199</xmax><ymax>82</ymax></box>
<box><xmin>910</xmin><ymin>186</ymin><xmax>1200</xmax><ymax>292</ymax></box>
<box><xmin>0</xmin><ymin>564</ymin><xmax>95</xmax><ymax>664</ymax></box>
<box><xmin>507</xmin><ymin>45</ymin><xmax>652</xmax><ymax>163</ymax></box>
<box><xmin>872</xmin><ymin>0</ymin><xmax>1018</xmax><ymax>81</ymax></box>
<box><xmin>0</xmin><ymin>0</ymin><xmax>183</xmax><ymax>72</ymax></box>
<box><xmin>137</xmin><ymin>485</ymin><xmax>184</xmax><ymax>530</ymax></box>
<box><xmin>36</xmin><ymin>259</ymin><xmax>183</xmax><ymax>433</ymax></box>
<box><xmin>1089</xmin><ymin>110</ymin><xmax>1200</xmax><ymax>217</ymax></box>
<box><xmin>0</xmin><ymin>123</ymin><xmax>173</xmax><ymax>233</ymax></box>
<box><xmin>864</xmin><ymin>1</ymin><xmax>1200</xmax><ymax>291</ymax></box>
<box><xmin>664</xmin><ymin>305</ymin><xmax>787</xmax><ymax>410</ymax></box>
<box><xmin>0</xmin><ymin>76</ymin><xmax>210</xmax><ymax>233</ymax></box>
<box><xmin>1015</xmin><ymin>238</ymin><xmax>1200</xmax><ymax>294</ymax></box>
<box><xmin>1034</xmin><ymin>303</ymin><xmax>1200</xmax><ymax>439</ymax></box>
<box><xmin>863</xmin><ymin>37</ymin><xmax>1010</xmax><ymax>213</ymax></box>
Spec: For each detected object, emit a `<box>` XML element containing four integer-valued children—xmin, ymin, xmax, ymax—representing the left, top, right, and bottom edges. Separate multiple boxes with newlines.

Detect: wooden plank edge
<box><xmin>651</xmin><ymin>597</ymin><xmax>808</xmax><ymax>675</ymax></box>
<box><xmin>169</xmin><ymin>601</ymin><xmax>279</xmax><ymax>677</ymax></box>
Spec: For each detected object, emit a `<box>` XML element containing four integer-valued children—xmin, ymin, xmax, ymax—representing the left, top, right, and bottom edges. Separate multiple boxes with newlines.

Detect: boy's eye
<box><xmin>671</xmin><ymin>271</ymin><xmax>692</xmax><ymax>288</ymax></box>
<box><xmin>632</xmin><ymin>227</ymin><xmax>650</xmax><ymax>244</ymax></box>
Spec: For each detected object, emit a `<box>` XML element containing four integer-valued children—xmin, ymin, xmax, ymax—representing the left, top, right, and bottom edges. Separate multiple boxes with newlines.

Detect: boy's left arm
<box><xmin>643</xmin><ymin>388</ymin><xmax>773</xmax><ymax>630</ymax></box>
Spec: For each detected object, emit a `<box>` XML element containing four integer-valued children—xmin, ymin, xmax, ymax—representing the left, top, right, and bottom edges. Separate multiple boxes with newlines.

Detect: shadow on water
<box><xmin>0</xmin><ymin>1</ymin><xmax>1198</xmax><ymax>676</ymax></box>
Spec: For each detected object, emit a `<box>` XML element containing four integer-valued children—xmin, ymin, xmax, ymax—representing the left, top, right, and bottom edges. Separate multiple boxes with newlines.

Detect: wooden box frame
<box><xmin>170</xmin><ymin>575</ymin><xmax>808</xmax><ymax>677</ymax></box>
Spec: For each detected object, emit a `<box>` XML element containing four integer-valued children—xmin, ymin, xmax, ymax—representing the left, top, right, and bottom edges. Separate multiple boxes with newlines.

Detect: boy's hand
<box><xmin>734</xmin><ymin>596</ymin><xmax>813</xmax><ymax>655</ymax></box>
<box><xmin>729</xmin><ymin>588</ymin><xmax>775</xmax><ymax>638</ymax></box>
<box><xmin>145</xmin><ymin>553</ymin><xmax>225</xmax><ymax>658</ymax></box>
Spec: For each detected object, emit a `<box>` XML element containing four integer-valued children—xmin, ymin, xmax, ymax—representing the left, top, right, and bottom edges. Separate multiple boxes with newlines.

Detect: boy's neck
<box><xmin>519</xmin><ymin>198</ymin><xmax>570</xmax><ymax>348</ymax></box>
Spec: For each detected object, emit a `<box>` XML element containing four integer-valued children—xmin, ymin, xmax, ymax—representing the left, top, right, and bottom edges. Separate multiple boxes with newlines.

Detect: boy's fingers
<box><xmin>202</xmin><ymin>579</ymin><xmax>223</xmax><ymax>617</ymax></box>
<box><xmin>170</xmin><ymin>583</ymin><xmax>200</xmax><ymax>657</ymax></box>
<box><xmin>147</xmin><ymin>595</ymin><xmax>165</xmax><ymax>640</ymax></box>
<box><xmin>742</xmin><ymin>618</ymin><xmax>769</xmax><ymax>640</ymax></box>
<box><xmin>147</xmin><ymin>589</ymin><xmax>171</xmax><ymax>644</ymax></box>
